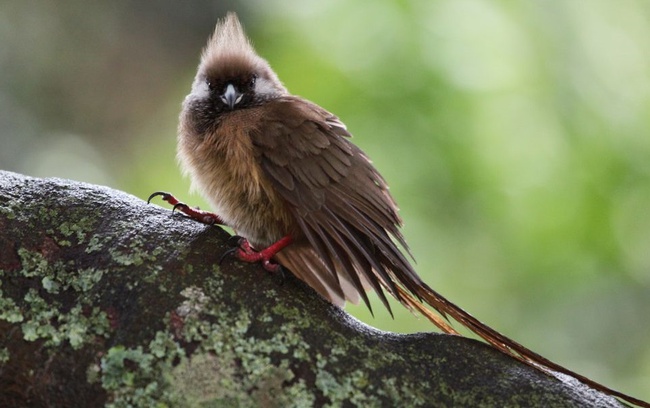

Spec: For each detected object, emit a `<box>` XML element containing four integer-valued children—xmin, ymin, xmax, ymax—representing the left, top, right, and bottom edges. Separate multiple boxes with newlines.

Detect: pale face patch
<box><xmin>254</xmin><ymin>76</ymin><xmax>281</xmax><ymax>99</ymax></box>
<box><xmin>190</xmin><ymin>75</ymin><xmax>211</xmax><ymax>101</ymax></box>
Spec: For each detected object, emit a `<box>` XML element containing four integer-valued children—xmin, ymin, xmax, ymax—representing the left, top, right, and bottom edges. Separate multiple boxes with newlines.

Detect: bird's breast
<box><xmin>178</xmin><ymin>108</ymin><xmax>295</xmax><ymax>246</ymax></box>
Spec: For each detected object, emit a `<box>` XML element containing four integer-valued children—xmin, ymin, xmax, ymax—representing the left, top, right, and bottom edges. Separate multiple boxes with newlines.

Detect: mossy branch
<box><xmin>0</xmin><ymin>170</ymin><xmax>624</xmax><ymax>407</ymax></box>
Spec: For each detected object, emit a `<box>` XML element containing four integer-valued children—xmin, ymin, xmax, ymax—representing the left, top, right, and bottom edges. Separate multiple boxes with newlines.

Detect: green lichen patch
<box><xmin>41</xmin><ymin>275</ymin><xmax>61</xmax><ymax>293</ymax></box>
<box><xmin>108</xmin><ymin>241</ymin><xmax>149</xmax><ymax>267</ymax></box>
<box><xmin>17</xmin><ymin>247</ymin><xmax>104</xmax><ymax>294</ymax></box>
<box><xmin>102</xmin><ymin>346</ymin><xmax>165</xmax><ymax>407</ymax></box>
<box><xmin>0</xmin><ymin>293</ymin><xmax>24</xmax><ymax>323</ymax></box>
<box><xmin>0</xmin><ymin>347</ymin><xmax>9</xmax><ymax>363</ymax></box>
<box><xmin>19</xmin><ymin>289</ymin><xmax>109</xmax><ymax>349</ymax></box>
<box><xmin>99</xmin><ymin>331</ymin><xmax>185</xmax><ymax>408</ymax></box>
<box><xmin>314</xmin><ymin>355</ymin><xmax>381</xmax><ymax>408</ymax></box>
<box><xmin>58</xmin><ymin>218</ymin><xmax>93</xmax><ymax>242</ymax></box>
<box><xmin>103</xmin><ymin>223</ymin><xmax>167</xmax><ymax>286</ymax></box>
<box><xmin>160</xmin><ymin>285</ymin><xmax>317</xmax><ymax>407</ymax></box>
<box><xmin>32</xmin><ymin>205</ymin><xmax>98</xmax><ymax>247</ymax></box>
<box><xmin>17</xmin><ymin>247</ymin><xmax>50</xmax><ymax>278</ymax></box>
<box><xmin>72</xmin><ymin>268</ymin><xmax>105</xmax><ymax>293</ymax></box>
<box><xmin>377</xmin><ymin>377</ymin><xmax>428</xmax><ymax>407</ymax></box>
<box><xmin>170</xmin><ymin>352</ymin><xmax>238</xmax><ymax>406</ymax></box>
<box><xmin>0</xmin><ymin>247</ymin><xmax>111</xmax><ymax>351</ymax></box>
<box><xmin>172</xmin><ymin>357</ymin><xmax>302</xmax><ymax>408</ymax></box>
<box><xmin>0</xmin><ymin>200</ymin><xmax>17</xmax><ymax>220</ymax></box>
<box><xmin>86</xmin><ymin>234</ymin><xmax>113</xmax><ymax>254</ymax></box>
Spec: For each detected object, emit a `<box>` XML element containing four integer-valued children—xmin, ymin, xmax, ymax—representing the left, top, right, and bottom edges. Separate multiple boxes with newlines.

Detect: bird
<box><xmin>148</xmin><ymin>12</ymin><xmax>649</xmax><ymax>407</ymax></box>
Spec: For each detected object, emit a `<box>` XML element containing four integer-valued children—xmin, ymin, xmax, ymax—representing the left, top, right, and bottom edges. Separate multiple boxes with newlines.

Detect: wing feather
<box><xmin>249</xmin><ymin>96</ymin><xmax>416</xmax><ymax>310</ymax></box>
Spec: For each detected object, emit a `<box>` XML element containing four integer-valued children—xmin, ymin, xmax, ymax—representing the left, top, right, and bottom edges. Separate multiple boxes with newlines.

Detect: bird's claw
<box><xmin>218</xmin><ymin>246</ymin><xmax>240</xmax><ymax>265</ymax></box>
<box><xmin>220</xmin><ymin>235</ymin><xmax>282</xmax><ymax>273</ymax></box>
<box><xmin>147</xmin><ymin>191</ymin><xmax>223</xmax><ymax>225</ymax></box>
<box><xmin>147</xmin><ymin>191</ymin><xmax>172</xmax><ymax>205</ymax></box>
<box><xmin>172</xmin><ymin>202</ymin><xmax>189</xmax><ymax>215</ymax></box>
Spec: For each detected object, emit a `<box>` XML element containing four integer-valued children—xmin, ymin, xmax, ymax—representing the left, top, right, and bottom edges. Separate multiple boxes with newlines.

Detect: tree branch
<box><xmin>0</xmin><ymin>170</ymin><xmax>624</xmax><ymax>407</ymax></box>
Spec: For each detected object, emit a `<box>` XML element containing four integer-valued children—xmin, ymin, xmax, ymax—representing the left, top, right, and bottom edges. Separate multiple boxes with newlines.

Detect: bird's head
<box><xmin>186</xmin><ymin>12</ymin><xmax>287</xmax><ymax>113</ymax></box>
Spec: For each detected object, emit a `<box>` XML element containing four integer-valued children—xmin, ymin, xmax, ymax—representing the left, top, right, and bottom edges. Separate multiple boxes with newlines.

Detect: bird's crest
<box><xmin>201</xmin><ymin>12</ymin><xmax>260</xmax><ymax>77</ymax></box>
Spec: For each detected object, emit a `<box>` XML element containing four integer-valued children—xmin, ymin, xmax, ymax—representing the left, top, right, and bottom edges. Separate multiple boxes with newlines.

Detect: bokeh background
<box><xmin>1</xmin><ymin>0</ymin><xmax>649</xmax><ymax>401</ymax></box>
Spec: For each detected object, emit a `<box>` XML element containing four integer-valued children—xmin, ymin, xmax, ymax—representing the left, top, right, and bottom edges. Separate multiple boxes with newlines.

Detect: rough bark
<box><xmin>0</xmin><ymin>170</ymin><xmax>624</xmax><ymax>407</ymax></box>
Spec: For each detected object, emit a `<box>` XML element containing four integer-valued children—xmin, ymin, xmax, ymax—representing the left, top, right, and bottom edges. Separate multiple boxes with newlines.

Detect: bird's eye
<box><xmin>249</xmin><ymin>75</ymin><xmax>257</xmax><ymax>89</ymax></box>
<box><xmin>206</xmin><ymin>79</ymin><xmax>214</xmax><ymax>90</ymax></box>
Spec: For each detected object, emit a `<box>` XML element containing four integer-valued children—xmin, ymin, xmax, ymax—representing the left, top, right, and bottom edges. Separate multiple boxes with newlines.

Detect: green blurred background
<box><xmin>1</xmin><ymin>0</ymin><xmax>648</xmax><ymax>400</ymax></box>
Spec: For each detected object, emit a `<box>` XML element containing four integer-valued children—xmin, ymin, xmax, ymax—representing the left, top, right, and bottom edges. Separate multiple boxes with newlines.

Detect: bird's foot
<box><xmin>220</xmin><ymin>235</ymin><xmax>293</xmax><ymax>274</ymax></box>
<box><xmin>147</xmin><ymin>191</ymin><xmax>224</xmax><ymax>225</ymax></box>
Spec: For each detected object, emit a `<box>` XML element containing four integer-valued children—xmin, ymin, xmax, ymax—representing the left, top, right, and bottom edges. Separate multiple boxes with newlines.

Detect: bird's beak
<box><xmin>221</xmin><ymin>83</ymin><xmax>243</xmax><ymax>109</ymax></box>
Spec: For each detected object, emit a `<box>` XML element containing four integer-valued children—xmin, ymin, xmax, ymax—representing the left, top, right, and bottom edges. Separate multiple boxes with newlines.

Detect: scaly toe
<box><xmin>261</xmin><ymin>259</ymin><xmax>282</xmax><ymax>274</ymax></box>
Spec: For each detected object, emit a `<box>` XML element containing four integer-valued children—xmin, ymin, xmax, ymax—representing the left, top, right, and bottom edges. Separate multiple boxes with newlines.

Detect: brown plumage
<box><xmin>164</xmin><ymin>12</ymin><xmax>649</xmax><ymax>407</ymax></box>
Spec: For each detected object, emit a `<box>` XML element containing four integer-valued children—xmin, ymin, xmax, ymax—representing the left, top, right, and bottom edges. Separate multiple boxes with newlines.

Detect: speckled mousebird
<box><xmin>148</xmin><ymin>12</ymin><xmax>648</xmax><ymax>407</ymax></box>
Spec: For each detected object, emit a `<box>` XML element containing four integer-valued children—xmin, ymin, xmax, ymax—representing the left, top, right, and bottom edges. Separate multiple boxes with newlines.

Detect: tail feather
<box><xmin>403</xmin><ymin>282</ymin><xmax>650</xmax><ymax>408</ymax></box>
<box><xmin>395</xmin><ymin>286</ymin><xmax>458</xmax><ymax>335</ymax></box>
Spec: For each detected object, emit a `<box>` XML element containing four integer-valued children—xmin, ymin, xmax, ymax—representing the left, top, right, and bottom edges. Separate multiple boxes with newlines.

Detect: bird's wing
<box><xmin>249</xmin><ymin>96</ymin><xmax>421</xmax><ymax>314</ymax></box>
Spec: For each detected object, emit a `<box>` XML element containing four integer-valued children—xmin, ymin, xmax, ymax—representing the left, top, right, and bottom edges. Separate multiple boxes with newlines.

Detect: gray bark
<box><xmin>0</xmin><ymin>170</ymin><xmax>624</xmax><ymax>407</ymax></box>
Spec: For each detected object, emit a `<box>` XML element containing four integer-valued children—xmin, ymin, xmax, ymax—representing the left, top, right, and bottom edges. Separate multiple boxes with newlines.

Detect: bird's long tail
<box><xmin>394</xmin><ymin>284</ymin><xmax>650</xmax><ymax>408</ymax></box>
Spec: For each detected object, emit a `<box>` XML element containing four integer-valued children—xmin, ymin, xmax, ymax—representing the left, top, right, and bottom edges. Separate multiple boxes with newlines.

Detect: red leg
<box><xmin>147</xmin><ymin>191</ymin><xmax>224</xmax><ymax>225</ymax></box>
<box><xmin>149</xmin><ymin>192</ymin><xmax>294</xmax><ymax>272</ymax></box>
<box><xmin>224</xmin><ymin>235</ymin><xmax>293</xmax><ymax>273</ymax></box>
